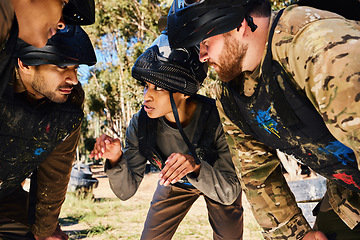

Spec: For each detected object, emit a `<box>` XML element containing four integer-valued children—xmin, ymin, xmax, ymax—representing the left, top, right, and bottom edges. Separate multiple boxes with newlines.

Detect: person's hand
<box><xmin>302</xmin><ymin>231</ymin><xmax>328</xmax><ymax>240</ymax></box>
<box><xmin>34</xmin><ymin>224</ymin><xmax>68</xmax><ymax>240</ymax></box>
<box><xmin>89</xmin><ymin>134</ymin><xmax>122</xmax><ymax>167</ymax></box>
<box><xmin>159</xmin><ymin>153</ymin><xmax>201</xmax><ymax>186</ymax></box>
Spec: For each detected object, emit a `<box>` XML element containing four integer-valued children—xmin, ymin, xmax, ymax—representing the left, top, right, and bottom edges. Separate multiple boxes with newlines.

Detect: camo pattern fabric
<box><xmin>216</xmin><ymin>4</ymin><xmax>360</xmax><ymax>239</ymax></box>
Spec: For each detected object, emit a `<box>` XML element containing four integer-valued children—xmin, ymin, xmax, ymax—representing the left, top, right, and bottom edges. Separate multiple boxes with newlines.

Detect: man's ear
<box><xmin>236</xmin><ymin>18</ymin><xmax>248</xmax><ymax>37</ymax></box>
<box><xmin>17</xmin><ymin>58</ymin><xmax>31</xmax><ymax>72</ymax></box>
<box><xmin>183</xmin><ymin>94</ymin><xmax>191</xmax><ymax>100</ymax></box>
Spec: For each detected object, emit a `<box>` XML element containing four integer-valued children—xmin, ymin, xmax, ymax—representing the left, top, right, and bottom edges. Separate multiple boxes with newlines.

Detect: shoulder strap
<box><xmin>191</xmin><ymin>95</ymin><xmax>218</xmax><ymax>148</ymax></box>
<box><xmin>169</xmin><ymin>93</ymin><xmax>201</xmax><ymax>165</ymax></box>
<box><xmin>220</xmin><ymin>82</ymin><xmax>255</xmax><ymax>135</ymax></box>
<box><xmin>138</xmin><ymin>106</ymin><xmax>157</xmax><ymax>150</ymax></box>
<box><xmin>262</xmin><ymin>8</ymin><xmax>300</xmax><ymax>127</ymax></box>
<box><xmin>137</xmin><ymin>106</ymin><xmax>166</xmax><ymax>170</ymax></box>
<box><xmin>191</xmin><ymin>95</ymin><xmax>220</xmax><ymax>166</ymax></box>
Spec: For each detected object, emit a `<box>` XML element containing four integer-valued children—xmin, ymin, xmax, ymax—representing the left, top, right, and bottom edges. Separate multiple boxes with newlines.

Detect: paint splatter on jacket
<box><xmin>216</xmin><ymin>5</ymin><xmax>360</xmax><ymax>240</ymax></box>
<box><xmin>0</xmin><ymin>71</ymin><xmax>83</xmax><ymax>237</ymax></box>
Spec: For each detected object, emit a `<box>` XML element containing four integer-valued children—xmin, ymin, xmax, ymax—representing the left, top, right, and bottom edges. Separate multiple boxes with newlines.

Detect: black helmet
<box><xmin>167</xmin><ymin>0</ymin><xmax>256</xmax><ymax>48</ymax></box>
<box><xmin>131</xmin><ymin>33</ymin><xmax>207</xmax><ymax>95</ymax></box>
<box><xmin>16</xmin><ymin>25</ymin><xmax>97</xmax><ymax>67</ymax></box>
<box><xmin>63</xmin><ymin>0</ymin><xmax>95</xmax><ymax>25</ymax></box>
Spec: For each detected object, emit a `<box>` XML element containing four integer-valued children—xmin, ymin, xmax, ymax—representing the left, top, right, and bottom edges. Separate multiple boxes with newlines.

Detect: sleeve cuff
<box><xmin>187</xmin><ymin>160</ymin><xmax>208</xmax><ymax>182</ymax></box>
<box><xmin>31</xmin><ymin>221</ymin><xmax>57</xmax><ymax>238</ymax></box>
<box><xmin>262</xmin><ymin>213</ymin><xmax>312</xmax><ymax>240</ymax></box>
<box><xmin>104</xmin><ymin>157</ymin><xmax>124</xmax><ymax>172</ymax></box>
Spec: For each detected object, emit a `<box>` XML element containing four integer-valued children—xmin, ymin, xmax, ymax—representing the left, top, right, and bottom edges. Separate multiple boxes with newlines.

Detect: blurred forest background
<box><xmin>78</xmin><ymin>0</ymin><xmax>298</xmax><ymax>163</ymax></box>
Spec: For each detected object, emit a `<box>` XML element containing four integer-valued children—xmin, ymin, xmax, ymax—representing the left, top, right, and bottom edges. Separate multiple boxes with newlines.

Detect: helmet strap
<box><xmin>169</xmin><ymin>92</ymin><xmax>201</xmax><ymax>165</ymax></box>
<box><xmin>245</xmin><ymin>15</ymin><xmax>258</xmax><ymax>32</ymax></box>
<box><xmin>237</xmin><ymin>23</ymin><xmax>242</xmax><ymax>31</ymax></box>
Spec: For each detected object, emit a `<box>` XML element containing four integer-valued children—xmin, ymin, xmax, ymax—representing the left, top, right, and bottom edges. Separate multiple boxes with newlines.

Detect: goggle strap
<box><xmin>169</xmin><ymin>92</ymin><xmax>201</xmax><ymax>165</ymax></box>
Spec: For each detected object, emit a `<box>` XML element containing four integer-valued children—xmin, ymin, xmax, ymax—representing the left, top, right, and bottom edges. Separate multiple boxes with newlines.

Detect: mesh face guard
<box><xmin>16</xmin><ymin>25</ymin><xmax>97</xmax><ymax>67</ymax></box>
<box><xmin>132</xmin><ymin>34</ymin><xmax>207</xmax><ymax>95</ymax></box>
<box><xmin>167</xmin><ymin>0</ymin><xmax>255</xmax><ymax>48</ymax></box>
<box><xmin>133</xmin><ymin>34</ymin><xmax>207</xmax><ymax>166</ymax></box>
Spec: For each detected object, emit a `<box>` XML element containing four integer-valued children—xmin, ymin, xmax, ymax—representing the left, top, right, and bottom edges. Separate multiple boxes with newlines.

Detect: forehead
<box><xmin>144</xmin><ymin>81</ymin><xmax>165</xmax><ymax>89</ymax></box>
<box><xmin>32</xmin><ymin>63</ymin><xmax>77</xmax><ymax>70</ymax></box>
<box><xmin>202</xmin><ymin>33</ymin><xmax>225</xmax><ymax>43</ymax></box>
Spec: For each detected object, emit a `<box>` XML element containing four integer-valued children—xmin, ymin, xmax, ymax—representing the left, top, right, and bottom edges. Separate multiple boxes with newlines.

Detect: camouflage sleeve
<box><xmin>277</xmin><ymin>9</ymin><xmax>360</xmax><ymax>168</ymax></box>
<box><xmin>215</xmin><ymin>96</ymin><xmax>311</xmax><ymax>239</ymax></box>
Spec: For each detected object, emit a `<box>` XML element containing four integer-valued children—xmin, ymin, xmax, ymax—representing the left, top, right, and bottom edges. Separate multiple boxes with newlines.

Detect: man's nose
<box><xmin>65</xmin><ymin>69</ymin><xmax>79</xmax><ymax>85</ymax></box>
<box><xmin>143</xmin><ymin>88</ymin><xmax>153</xmax><ymax>101</ymax></box>
<box><xmin>199</xmin><ymin>44</ymin><xmax>209</xmax><ymax>63</ymax></box>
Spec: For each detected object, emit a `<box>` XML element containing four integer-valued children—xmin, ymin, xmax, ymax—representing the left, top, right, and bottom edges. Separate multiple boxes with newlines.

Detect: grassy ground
<box><xmin>59</xmin><ymin>165</ymin><xmax>264</xmax><ymax>240</ymax></box>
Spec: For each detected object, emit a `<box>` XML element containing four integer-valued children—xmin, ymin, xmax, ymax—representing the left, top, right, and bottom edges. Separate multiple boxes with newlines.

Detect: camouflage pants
<box><xmin>314</xmin><ymin>209</ymin><xmax>360</xmax><ymax>240</ymax></box>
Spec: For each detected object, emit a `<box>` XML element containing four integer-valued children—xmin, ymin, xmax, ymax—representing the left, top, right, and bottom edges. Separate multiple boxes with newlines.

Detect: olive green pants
<box><xmin>314</xmin><ymin>209</ymin><xmax>360</xmax><ymax>240</ymax></box>
<box><xmin>141</xmin><ymin>183</ymin><xmax>243</xmax><ymax>240</ymax></box>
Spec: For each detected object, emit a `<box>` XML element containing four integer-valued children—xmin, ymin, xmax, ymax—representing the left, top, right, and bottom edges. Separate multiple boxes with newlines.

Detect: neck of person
<box><xmin>165</xmin><ymin>98</ymin><xmax>197</xmax><ymax>129</ymax></box>
<box><xmin>242</xmin><ymin>16</ymin><xmax>271</xmax><ymax>72</ymax></box>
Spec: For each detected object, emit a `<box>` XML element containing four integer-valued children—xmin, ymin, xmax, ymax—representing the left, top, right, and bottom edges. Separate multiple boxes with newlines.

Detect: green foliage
<box><xmin>80</xmin><ymin>0</ymin><xmax>299</xmax><ymax>156</ymax></box>
<box><xmin>87</xmin><ymin>224</ymin><xmax>113</xmax><ymax>236</ymax></box>
<box><xmin>59</xmin><ymin>214</ymin><xmax>86</xmax><ymax>225</ymax></box>
<box><xmin>81</xmin><ymin>0</ymin><xmax>171</xmax><ymax>152</ymax></box>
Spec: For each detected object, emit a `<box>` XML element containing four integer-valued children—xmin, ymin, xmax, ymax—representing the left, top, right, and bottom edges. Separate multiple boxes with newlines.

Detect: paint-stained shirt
<box><xmin>216</xmin><ymin>5</ymin><xmax>360</xmax><ymax>240</ymax></box>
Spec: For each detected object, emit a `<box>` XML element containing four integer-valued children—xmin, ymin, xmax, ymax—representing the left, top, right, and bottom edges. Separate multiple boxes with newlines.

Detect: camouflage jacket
<box><xmin>216</xmin><ymin>5</ymin><xmax>360</xmax><ymax>240</ymax></box>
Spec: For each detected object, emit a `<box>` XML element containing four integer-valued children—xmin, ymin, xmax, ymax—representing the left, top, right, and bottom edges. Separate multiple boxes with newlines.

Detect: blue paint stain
<box><xmin>252</xmin><ymin>107</ymin><xmax>280</xmax><ymax>137</ymax></box>
<box><xmin>34</xmin><ymin>148</ymin><xmax>45</xmax><ymax>156</ymax></box>
<box><xmin>318</xmin><ymin>141</ymin><xmax>355</xmax><ymax>165</ymax></box>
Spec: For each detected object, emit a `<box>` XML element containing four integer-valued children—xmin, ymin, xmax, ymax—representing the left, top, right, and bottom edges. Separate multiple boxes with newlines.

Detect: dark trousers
<box><xmin>314</xmin><ymin>209</ymin><xmax>360</xmax><ymax>240</ymax></box>
<box><xmin>0</xmin><ymin>187</ymin><xmax>34</xmax><ymax>239</ymax></box>
<box><xmin>141</xmin><ymin>183</ymin><xmax>243</xmax><ymax>240</ymax></box>
<box><xmin>0</xmin><ymin>218</ymin><xmax>34</xmax><ymax>240</ymax></box>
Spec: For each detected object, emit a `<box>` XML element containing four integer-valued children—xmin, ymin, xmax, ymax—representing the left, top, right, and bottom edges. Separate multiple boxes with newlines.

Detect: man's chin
<box><xmin>50</xmin><ymin>96</ymin><xmax>69</xmax><ymax>103</ymax></box>
<box><xmin>146</xmin><ymin>112</ymin><xmax>157</xmax><ymax>119</ymax></box>
<box><xmin>212</xmin><ymin>67</ymin><xmax>234</xmax><ymax>82</ymax></box>
<box><xmin>217</xmin><ymin>73</ymin><xmax>234</xmax><ymax>82</ymax></box>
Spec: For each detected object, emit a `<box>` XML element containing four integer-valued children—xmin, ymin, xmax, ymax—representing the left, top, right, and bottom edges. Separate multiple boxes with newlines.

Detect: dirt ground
<box><xmin>25</xmin><ymin>161</ymin><xmax>319</xmax><ymax>239</ymax></box>
<box><xmin>61</xmin><ymin>164</ymin><xmax>264</xmax><ymax>239</ymax></box>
